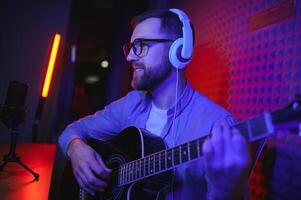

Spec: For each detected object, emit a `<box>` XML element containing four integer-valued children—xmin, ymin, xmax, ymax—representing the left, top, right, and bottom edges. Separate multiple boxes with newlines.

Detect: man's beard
<box><xmin>131</xmin><ymin>59</ymin><xmax>171</xmax><ymax>91</ymax></box>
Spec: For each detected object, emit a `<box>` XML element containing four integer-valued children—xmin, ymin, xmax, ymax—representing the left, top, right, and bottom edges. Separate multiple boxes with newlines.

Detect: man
<box><xmin>59</xmin><ymin>9</ymin><xmax>251</xmax><ymax>199</ymax></box>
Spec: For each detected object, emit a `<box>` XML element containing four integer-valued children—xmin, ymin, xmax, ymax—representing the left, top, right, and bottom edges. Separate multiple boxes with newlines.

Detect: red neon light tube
<box><xmin>41</xmin><ymin>33</ymin><xmax>61</xmax><ymax>98</ymax></box>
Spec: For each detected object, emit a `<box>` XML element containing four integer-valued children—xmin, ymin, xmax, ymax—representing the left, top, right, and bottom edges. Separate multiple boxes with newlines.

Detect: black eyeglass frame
<box><xmin>123</xmin><ymin>38</ymin><xmax>174</xmax><ymax>58</ymax></box>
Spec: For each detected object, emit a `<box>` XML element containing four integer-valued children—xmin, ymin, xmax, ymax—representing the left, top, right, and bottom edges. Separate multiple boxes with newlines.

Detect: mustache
<box><xmin>132</xmin><ymin>63</ymin><xmax>145</xmax><ymax>69</ymax></box>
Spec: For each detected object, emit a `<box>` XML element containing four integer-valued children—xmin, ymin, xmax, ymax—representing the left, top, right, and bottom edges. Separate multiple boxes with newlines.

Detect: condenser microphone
<box><xmin>0</xmin><ymin>81</ymin><xmax>28</xmax><ymax>128</ymax></box>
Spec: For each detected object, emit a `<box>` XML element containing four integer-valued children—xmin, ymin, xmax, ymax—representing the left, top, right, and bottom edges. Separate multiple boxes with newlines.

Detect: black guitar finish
<box><xmin>61</xmin><ymin>127</ymin><xmax>172</xmax><ymax>200</ymax></box>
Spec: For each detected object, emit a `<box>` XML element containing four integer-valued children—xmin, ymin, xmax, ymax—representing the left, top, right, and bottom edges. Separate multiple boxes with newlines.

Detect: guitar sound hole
<box><xmin>88</xmin><ymin>154</ymin><xmax>126</xmax><ymax>200</ymax></box>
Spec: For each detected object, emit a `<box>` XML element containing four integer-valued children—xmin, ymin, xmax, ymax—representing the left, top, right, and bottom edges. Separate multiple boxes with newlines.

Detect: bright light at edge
<box><xmin>42</xmin><ymin>33</ymin><xmax>61</xmax><ymax>98</ymax></box>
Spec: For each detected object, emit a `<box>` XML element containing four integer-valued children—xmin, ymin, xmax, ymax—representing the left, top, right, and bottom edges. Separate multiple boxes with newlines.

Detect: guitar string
<box><xmin>108</xmin><ymin>129</ymin><xmax>235</xmax><ymax>177</ymax></box>
<box><xmin>105</xmin><ymin>117</ymin><xmax>271</xmax><ymax>183</ymax></box>
<box><xmin>107</xmin><ymin>118</ymin><xmax>248</xmax><ymax>173</ymax></box>
<box><xmin>109</xmin><ymin>151</ymin><xmax>192</xmax><ymax>176</ymax></box>
<box><xmin>106</xmin><ymin>143</ymin><xmax>200</xmax><ymax>184</ymax></box>
<box><xmin>107</xmin><ymin>138</ymin><xmax>201</xmax><ymax>172</ymax></box>
<box><xmin>109</xmin><ymin>155</ymin><xmax>186</xmax><ymax>176</ymax></box>
<box><xmin>108</xmin><ymin>141</ymin><xmax>199</xmax><ymax>173</ymax></box>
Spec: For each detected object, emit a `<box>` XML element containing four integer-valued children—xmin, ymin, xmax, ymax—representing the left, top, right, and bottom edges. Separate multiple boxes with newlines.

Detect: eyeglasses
<box><xmin>123</xmin><ymin>38</ymin><xmax>174</xmax><ymax>58</ymax></box>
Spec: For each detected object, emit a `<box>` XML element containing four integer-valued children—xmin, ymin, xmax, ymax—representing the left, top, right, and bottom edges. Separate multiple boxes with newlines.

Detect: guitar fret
<box><xmin>131</xmin><ymin>162</ymin><xmax>135</xmax><ymax>181</ymax></box>
<box><xmin>179</xmin><ymin>145</ymin><xmax>182</xmax><ymax>163</ymax></box>
<box><xmin>133</xmin><ymin>161</ymin><xmax>136</xmax><ymax>181</ymax></box>
<box><xmin>196</xmin><ymin>139</ymin><xmax>199</xmax><ymax>157</ymax></box>
<box><xmin>158</xmin><ymin>152</ymin><xmax>161</xmax><ymax>171</ymax></box>
<box><xmin>187</xmin><ymin>142</ymin><xmax>191</xmax><ymax>160</ymax></box>
<box><xmin>145</xmin><ymin>156</ymin><xmax>149</xmax><ymax>176</ymax></box>
<box><xmin>155</xmin><ymin>153</ymin><xmax>159</xmax><ymax>172</ymax></box>
<box><xmin>197</xmin><ymin>139</ymin><xmax>201</xmax><ymax>157</ymax></box>
<box><xmin>129</xmin><ymin>163</ymin><xmax>132</xmax><ymax>182</ymax></box>
<box><xmin>149</xmin><ymin>156</ymin><xmax>152</xmax><ymax>175</ymax></box>
<box><xmin>135</xmin><ymin>160</ymin><xmax>138</xmax><ymax>180</ymax></box>
<box><xmin>167</xmin><ymin>149</ymin><xmax>173</xmax><ymax>168</ymax></box>
<box><xmin>128</xmin><ymin>163</ymin><xmax>132</xmax><ymax>182</ymax></box>
<box><xmin>148</xmin><ymin>156</ymin><xmax>151</xmax><ymax>175</ymax></box>
<box><xmin>137</xmin><ymin>159</ymin><xmax>140</xmax><ymax>180</ymax></box>
<box><xmin>125</xmin><ymin>164</ymin><xmax>129</xmax><ymax>183</ymax></box>
<box><xmin>150</xmin><ymin>155</ymin><xmax>154</xmax><ymax>174</ymax></box>
<box><xmin>132</xmin><ymin>162</ymin><xmax>134</xmax><ymax>181</ymax></box>
<box><xmin>189</xmin><ymin>140</ymin><xmax>198</xmax><ymax>159</ymax></box>
<box><xmin>160</xmin><ymin>151</ymin><xmax>166</xmax><ymax>170</ymax></box>
<box><xmin>134</xmin><ymin>161</ymin><xmax>137</xmax><ymax>180</ymax></box>
<box><xmin>136</xmin><ymin>160</ymin><xmax>139</xmax><ymax>180</ymax></box>
<box><xmin>171</xmin><ymin>149</ymin><xmax>174</xmax><ymax>166</ymax></box>
<box><xmin>140</xmin><ymin>159</ymin><xmax>142</xmax><ymax>178</ymax></box>
<box><xmin>150</xmin><ymin>157</ymin><xmax>152</xmax><ymax>176</ymax></box>
<box><xmin>173</xmin><ymin>146</ymin><xmax>180</xmax><ymax>165</ymax></box>
<box><xmin>165</xmin><ymin>151</ymin><xmax>167</xmax><ymax>169</ymax></box>
<box><xmin>264</xmin><ymin>112</ymin><xmax>274</xmax><ymax>134</ymax></box>
<box><xmin>181</xmin><ymin>143</ymin><xmax>189</xmax><ymax>162</ymax></box>
<box><xmin>141</xmin><ymin>158</ymin><xmax>145</xmax><ymax>178</ymax></box>
<box><xmin>129</xmin><ymin>162</ymin><xmax>132</xmax><ymax>182</ymax></box>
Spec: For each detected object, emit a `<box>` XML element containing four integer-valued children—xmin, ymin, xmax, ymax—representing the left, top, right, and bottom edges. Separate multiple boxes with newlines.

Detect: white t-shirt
<box><xmin>146</xmin><ymin>102</ymin><xmax>168</xmax><ymax>136</ymax></box>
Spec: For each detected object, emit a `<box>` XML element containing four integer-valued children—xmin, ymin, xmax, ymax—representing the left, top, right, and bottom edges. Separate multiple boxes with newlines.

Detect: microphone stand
<box><xmin>0</xmin><ymin>105</ymin><xmax>39</xmax><ymax>180</ymax></box>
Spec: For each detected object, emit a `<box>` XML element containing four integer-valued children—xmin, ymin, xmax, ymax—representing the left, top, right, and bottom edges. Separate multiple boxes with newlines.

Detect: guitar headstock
<box><xmin>271</xmin><ymin>94</ymin><xmax>301</xmax><ymax>130</ymax></box>
<box><xmin>285</xmin><ymin>94</ymin><xmax>301</xmax><ymax>111</ymax></box>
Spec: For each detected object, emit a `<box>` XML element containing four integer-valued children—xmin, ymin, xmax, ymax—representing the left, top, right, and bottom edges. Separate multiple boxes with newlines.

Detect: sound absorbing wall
<box><xmin>172</xmin><ymin>0</ymin><xmax>301</xmax><ymax>199</ymax></box>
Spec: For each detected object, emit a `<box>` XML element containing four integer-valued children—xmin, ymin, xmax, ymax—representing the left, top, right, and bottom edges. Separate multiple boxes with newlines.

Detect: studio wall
<box><xmin>172</xmin><ymin>0</ymin><xmax>301</xmax><ymax>199</ymax></box>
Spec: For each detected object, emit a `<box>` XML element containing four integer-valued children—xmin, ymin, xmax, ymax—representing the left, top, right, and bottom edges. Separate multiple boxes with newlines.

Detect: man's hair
<box><xmin>131</xmin><ymin>9</ymin><xmax>195</xmax><ymax>44</ymax></box>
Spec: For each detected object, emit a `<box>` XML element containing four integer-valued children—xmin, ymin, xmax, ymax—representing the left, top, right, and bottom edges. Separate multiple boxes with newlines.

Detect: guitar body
<box><xmin>61</xmin><ymin>127</ymin><xmax>172</xmax><ymax>200</ymax></box>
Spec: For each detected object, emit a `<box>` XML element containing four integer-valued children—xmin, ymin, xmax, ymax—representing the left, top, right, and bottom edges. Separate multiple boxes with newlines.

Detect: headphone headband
<box><xmin>168</xmin><ymin>8</ymin><xmax>193</xmax><ymax>69</ymax></box>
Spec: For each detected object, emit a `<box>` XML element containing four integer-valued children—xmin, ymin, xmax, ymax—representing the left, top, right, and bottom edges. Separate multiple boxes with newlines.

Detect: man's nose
<box><xmin>126</xmin><ymin>48</ymin><xmax>139</xmax><ymax>62</ymax></box>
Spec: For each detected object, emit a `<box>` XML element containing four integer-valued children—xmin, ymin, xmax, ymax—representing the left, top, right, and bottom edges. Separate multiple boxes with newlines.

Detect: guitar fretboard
<box><xmin>118</xmin><ymin>137</ymin><xmax>204</xmax><ymax>186</ymax></box>
<box><xmin>118</xmin><ymin>112</ymin><xmax>275</xmax><ymax>186</ymax></box>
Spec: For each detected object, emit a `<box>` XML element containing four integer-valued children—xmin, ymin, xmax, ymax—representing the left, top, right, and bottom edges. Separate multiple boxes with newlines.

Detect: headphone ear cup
<box><xmin>169</xmin><ymin>38</ymin><xmax>191</xmax><ymax>69</ymax></box>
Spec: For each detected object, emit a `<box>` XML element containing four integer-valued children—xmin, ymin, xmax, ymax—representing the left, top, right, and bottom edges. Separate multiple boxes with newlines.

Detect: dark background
<box><xmin>0</xmin><ymin>0</ymin><xmax>301</xmax><ymax>199</ymax></box>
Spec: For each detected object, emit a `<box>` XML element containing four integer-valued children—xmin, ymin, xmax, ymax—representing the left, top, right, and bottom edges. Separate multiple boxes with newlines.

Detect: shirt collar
<box><xmin>167</xmin><ymin>81</ymin><xmax>194</xmax><ymax>117</ymax></box>
<box><xmin>139</xmin><ymin>81</ymin><xmax>195</xmax><ymax>116</ymax></box>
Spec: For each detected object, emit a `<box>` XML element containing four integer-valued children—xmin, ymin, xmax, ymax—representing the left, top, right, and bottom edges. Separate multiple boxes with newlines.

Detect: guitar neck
<box><xmin>117</xmin><ymin>112</ymin><xmax>276</xmax><ymax>186</ymax></box>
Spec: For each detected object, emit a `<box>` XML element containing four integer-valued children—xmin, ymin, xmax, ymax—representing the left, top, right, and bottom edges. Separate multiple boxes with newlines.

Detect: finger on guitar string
<box><xmin>220</xmin><ymin>120</ymin><xmax>232</xmax><ymax>156</ymax></box>
<box><xmin>203</xmin><ymin>137</ymin><xmax>213</xmax><ymax>159</ymax></box>
<box><xmin>67</xmin><ymin>139</ymin><xmax>110</xmax><ymax>194</ymax></box>
<box><xmin>94</xmin><ymin>153</ymin><xmax>112</xmax><ymax>180</ymax></box>
<box><xmin>230</xmin><ymin>128</ymin><xmax>251</xmax><ymax>169</ymax></box>
<box><xmin>211</xmin><ymin>122</ymin><xmax>224</xmax><ymax>160</ymax></box>
<box><xmin>81</xmin><ymin>164</ymin><xmax>109</xmax><ymax>192</ymax></box>
<box><xmin>77</xmin><ymin>174</ymin><xmax>96</xmax><ymax>196</ymax></box>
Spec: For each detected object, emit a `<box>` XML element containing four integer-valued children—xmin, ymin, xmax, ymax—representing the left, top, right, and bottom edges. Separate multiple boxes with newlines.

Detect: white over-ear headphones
<box><xmin>169</xmin><ymin>8</ymin><xmax>193</xmax><ymax>69</ymax></box>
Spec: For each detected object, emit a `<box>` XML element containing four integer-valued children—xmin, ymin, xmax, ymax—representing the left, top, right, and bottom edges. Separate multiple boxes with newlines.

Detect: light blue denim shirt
<box><xmin>59</xmin><ymin>82</ymin><xmax>234</xmax><ymax>200</ymax></box>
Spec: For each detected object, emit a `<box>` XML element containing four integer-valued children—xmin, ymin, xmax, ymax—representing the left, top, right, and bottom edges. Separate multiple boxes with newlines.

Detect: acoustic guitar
<box><xmin>61</xmin><ymin>98</ymin><xmax>301</xmax><ymax>200</ymax></box>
